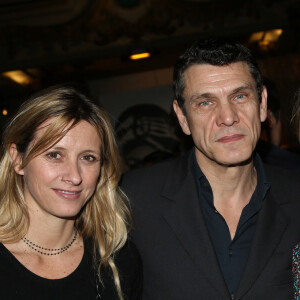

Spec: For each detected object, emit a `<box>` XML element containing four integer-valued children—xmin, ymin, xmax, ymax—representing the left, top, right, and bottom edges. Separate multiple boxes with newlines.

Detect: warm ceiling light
<box><xmin>249</xmin><ymin>29</ymin><xmax>283</xmax><ymax>50</ymax></box>
<box><xmin>129</xmin><ymin>52</ymin><xmax>151</xmax><ymax>60</ymax></box>
<box><xmin>249</xmin><ymin>31</ymin><xmax>265</xmax><ymax>43</ymax></box>
<box><xmin>263</xmin><ymin>29</ymin><xmax>283</xmax><ymax>42</ymax></box>
<box><xmin>2</xmin><ymin>70</ymin><xmax>32</xmax><ymax>85</ymax></box>
<box><xmin>2</xmin><ymin>109</ymin><xmax>8</xmax><ymax>116</ymax></box>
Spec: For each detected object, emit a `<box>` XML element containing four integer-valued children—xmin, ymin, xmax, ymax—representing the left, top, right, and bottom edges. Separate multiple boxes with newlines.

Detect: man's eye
<box><xmin>46</xmin><ymin>152</ymin><xmax>61</xmax><ymax>160</ymax></box>
<box><xmin>235</xmin><ymin>94</ymin><xmax>246</xmax><ymax>100</ymax></box>
<box><xmin>199</xmin><ymin>100</ymin><xmax>212</xmax><ymax>106</ymax></box>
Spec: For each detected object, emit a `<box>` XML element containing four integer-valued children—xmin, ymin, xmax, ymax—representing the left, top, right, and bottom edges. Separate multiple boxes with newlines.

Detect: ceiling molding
<box><xmin>0</xmin><ymin>0</ymin><xmax>298</xmax><ymax>73</ymax></box>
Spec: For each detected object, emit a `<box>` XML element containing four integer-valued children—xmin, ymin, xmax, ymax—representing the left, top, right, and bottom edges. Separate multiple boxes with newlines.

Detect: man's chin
<box><xmin>216</xmin><ymin>154</ymin><xmax>253</xmax><ymax>167</ymax></box>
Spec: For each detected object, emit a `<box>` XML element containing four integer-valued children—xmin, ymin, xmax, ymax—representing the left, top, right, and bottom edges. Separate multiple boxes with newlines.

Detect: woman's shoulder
<box><xmin>0</xmin><ymin>242</ymin><xmax>14</xmax><ymax>268</ymax></box>
<box><xmin>115</xmin><ymin>240</ymin><xmax>142</xmax><ymax>270</ymax></box>
<box><xmin>84</xmin><ymin>237</ymin><xmax>142</xmax><ymax>272</ymax></box>
<box><xmin>293</xmin><ymin>244</ymin><xmax>300</xmax><ymax>299</ymax></box>
<box><xmin>97</xmin><ymin>239</ymin><xmax>142</xmax><ymax>300</ymax></box>
<box><xmin>115</xmin><ymin>240</ymin><xmax>143</xmax><ymax>300</ymax></box>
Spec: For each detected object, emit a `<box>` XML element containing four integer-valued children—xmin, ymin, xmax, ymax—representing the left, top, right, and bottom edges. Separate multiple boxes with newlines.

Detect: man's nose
<box><xmin>216</xmin><ymin>102</ymin><xmax>239</xmax><ymax>127</ymax></box>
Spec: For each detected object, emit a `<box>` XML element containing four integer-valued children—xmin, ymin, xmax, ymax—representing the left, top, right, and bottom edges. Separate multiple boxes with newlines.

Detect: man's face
<box><xmin>173</xmin><ymin>62</ymin><xmax>267</xmax><ymax>167</ymax></box>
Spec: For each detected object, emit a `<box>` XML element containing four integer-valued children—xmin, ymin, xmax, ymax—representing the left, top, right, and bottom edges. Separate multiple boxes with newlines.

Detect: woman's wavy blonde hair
<box><xmin>0</xmin><ymin>85</ymin><xmax>130</xmax><ymax>299</ymax></box>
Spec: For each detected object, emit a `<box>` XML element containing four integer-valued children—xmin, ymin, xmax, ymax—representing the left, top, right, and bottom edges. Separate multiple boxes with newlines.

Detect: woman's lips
<box><xmin>53</xmin><ymin>189</ymin><xmax>82</xmax><ymax>200</ymax></box>
<box><xmin>216</xmin><ymin>134</ymin><xmax>245</xmax><ymax>143</ymax></box>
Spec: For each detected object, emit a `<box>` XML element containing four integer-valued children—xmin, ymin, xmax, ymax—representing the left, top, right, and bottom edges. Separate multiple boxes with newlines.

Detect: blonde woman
<box><xmin>292</xmin><ymin>89</ymin><xmax>300</xmax><ymax>300</ymax></box>
<box><xmin>0</xmin><ymin>85</ymin><xmax>142</xmax><ymax>299</ymax></box>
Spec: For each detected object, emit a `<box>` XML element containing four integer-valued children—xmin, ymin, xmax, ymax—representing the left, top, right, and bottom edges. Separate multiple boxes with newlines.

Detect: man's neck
<box><xmin>195</xmin><ymin>151</ymin><xmax>257</xmax><ymax>239</ymax></box>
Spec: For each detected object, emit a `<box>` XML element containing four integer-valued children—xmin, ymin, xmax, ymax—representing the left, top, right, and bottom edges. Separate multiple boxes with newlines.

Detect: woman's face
<box><xmin>13</xmin><ymin>120</ymin><xmax>102</xmax><ymax>221</ymax></box>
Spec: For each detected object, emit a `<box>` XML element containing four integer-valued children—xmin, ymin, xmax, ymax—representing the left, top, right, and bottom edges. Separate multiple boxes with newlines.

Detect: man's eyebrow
<box><xmin>188</xmin><ymin>85</ymin><xmax>255</xmax><ymax>102</ymax></box>
<box><xmin>230</xmin><ymin>85</ymin><xmax>254</xmax><ymax>95</ymax></box>
<box><xmin>189</xmin><ymin>93</ymin><xmax>215</xmax><ymax>102</ymax></box>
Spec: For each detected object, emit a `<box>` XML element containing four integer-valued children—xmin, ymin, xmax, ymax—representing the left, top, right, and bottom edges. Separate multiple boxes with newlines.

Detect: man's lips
<box><xmin>216</xmin><ymin>134</ymin><xmax>245</xmax><ymax>143</ymax></box>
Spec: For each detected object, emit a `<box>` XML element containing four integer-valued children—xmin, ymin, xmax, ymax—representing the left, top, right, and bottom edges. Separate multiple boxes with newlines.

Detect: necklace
<box><xmin>22</xmin><ymin>228</ymin><xmax>77</xmax><ymax>256</ymax></box>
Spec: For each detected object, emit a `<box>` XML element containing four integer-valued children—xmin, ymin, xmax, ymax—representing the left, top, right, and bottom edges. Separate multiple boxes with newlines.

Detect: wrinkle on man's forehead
<box><xmin>183</xmin><ymin>62</ymin><xmax>256</xmax><ymax>99</ymax></box>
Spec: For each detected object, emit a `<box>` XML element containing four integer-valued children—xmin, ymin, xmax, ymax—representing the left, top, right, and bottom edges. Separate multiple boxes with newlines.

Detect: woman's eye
<box><xmin>46</xmin><ymin>152</ymin><xmax>61</xmax><ymax>160</ymax></box>
<box><xmin>82</xmin><ymin>155</ymin><xmax>97</xmax><ymax>162</ymax></box>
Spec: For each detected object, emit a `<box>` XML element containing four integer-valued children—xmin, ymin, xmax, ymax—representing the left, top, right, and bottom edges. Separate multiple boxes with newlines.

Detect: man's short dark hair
<box><xmin>173</xmin><ymin>38</ymin><xmax>264</xmax><ymax>111</ymax></box>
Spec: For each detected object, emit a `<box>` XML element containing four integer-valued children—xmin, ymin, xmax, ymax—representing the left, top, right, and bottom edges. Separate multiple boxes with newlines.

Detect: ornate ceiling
<box><xmin>0</xmin><ymin>0</ymin><xmax>299</xmax><ymax>77</ymax></box>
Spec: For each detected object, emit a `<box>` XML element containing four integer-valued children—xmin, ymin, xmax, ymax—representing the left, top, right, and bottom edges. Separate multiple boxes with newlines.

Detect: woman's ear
<box><xmin>9</xmin><ymin>144</ymin><xmax>24</xmax><ymax>175</ymax></box>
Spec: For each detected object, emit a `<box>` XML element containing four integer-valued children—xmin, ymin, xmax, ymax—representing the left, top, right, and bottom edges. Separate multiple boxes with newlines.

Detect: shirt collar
<box><xmin>191</xmin><ymin>148</ymin><xmax>270</xmax><ymax>201</ymax></box>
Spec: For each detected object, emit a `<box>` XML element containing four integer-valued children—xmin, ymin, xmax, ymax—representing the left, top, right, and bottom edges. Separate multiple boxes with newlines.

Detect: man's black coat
<box><xmin>121</xmin><ymin>150</ymin><xmax>300</xmax><ymax>300</ymax></box>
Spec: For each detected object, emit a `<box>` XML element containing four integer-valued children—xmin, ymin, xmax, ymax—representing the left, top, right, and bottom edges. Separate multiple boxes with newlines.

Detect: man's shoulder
<box><xmin>264</xmin><ymin>163</ymin><xmax>300</xmax><ymax>184</ymax></box>
<box><xmin>124</xmin><ymin>158</ymin><xmax>176</xmax><ymax>179</ymax></box>
<box><xmin>264</xmin><ymin>163</ymin><xmax>300</xmax><ymax>200</ymax></box>
<box><xmin>121</xmin><ymin>152</ymin><xmax>190</xmax><ymax>186</ymax></box>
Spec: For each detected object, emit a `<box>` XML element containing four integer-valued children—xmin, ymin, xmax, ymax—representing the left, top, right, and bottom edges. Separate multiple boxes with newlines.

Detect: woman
<box><xmin>0</xmin><ymin>85</ymin><xmax>142</xmax><ymax>299</ymax></box>
<box><xmin>292</xmin><ymin>89</ymin><xmax>300</xmax><ymax>300</ymax></box>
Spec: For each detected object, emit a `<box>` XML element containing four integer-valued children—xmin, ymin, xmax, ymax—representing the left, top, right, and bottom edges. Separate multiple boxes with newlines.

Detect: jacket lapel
<box><xmin>161</xmin><ymin>151</ymin><xmax>230</xmax><ymax>299</ymax></box>
<box><xmin>235</xmin><ymin>191</ymin><xmax>289</xmax><ymax>298</ymax></box>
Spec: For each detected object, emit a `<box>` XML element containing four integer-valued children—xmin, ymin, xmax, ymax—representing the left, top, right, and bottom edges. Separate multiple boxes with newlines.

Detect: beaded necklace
<box><xmin>22</xmin><ymin>228</ymin><xmax>77</xmax><ymax>256</ymax></box>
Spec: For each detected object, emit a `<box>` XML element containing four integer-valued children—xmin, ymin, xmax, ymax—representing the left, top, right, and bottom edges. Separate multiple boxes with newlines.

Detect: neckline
<box><xmin>0</xmin><ymin>240</ymin><xmax>88</xmax><ymax>282</ymax></box>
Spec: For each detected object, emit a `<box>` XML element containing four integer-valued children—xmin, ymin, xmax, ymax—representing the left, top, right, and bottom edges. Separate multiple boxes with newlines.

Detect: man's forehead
<box><xmin>183</xmin><ymin>62</ymin><xmax>256</xmax><ymax>94</ymax></box>
<box><xmin>184</xmin><ymin>62</ymin><xmax>252</xmax><ymax>79</ymax></box>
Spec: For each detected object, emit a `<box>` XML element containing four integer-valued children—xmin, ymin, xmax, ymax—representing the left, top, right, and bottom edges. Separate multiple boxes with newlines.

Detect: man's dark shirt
<box><xmin>192</xmin><ymin>152</ymin><xmax>270</xmax><ymax>296</ymax></box>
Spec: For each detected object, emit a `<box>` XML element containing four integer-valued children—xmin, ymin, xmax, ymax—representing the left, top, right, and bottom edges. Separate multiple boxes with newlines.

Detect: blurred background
<box><xmin>1</xmin><ymin>0</ymin><xmax>300</xmax><ymax>168</ymax></box>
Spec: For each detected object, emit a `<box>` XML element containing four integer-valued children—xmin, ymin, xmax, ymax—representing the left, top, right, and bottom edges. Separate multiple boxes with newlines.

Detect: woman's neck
<box><xmin>25</xmin><ymin>208</ymin><xmax>76</xmax><ymax>250</ymax></box>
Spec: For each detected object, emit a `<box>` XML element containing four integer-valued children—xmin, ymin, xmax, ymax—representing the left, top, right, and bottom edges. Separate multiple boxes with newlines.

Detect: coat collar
<box><xmin>161</xmin><ymin>150</ymin><xmax>231</xmax><ymax>298</ymax></box>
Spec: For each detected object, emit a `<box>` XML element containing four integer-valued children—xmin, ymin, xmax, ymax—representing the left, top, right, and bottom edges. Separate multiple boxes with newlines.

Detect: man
<box><xmin>121</xmin><ymin>38</ymin><xmax>300</xmax><ymax>300</ymax></box>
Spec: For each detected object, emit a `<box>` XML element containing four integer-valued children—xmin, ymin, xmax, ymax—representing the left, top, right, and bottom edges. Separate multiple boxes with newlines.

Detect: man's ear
<box><xmin>173</xmin><ymin>100</ymin><xmax>191</xmax><ymax>135</ymax></box>
<box><xmin>260</xmin><ymin>86</ymin><xmax>268</xmax><ymax>122</ymax></box>
<box><xmin>9</xmin><ymin>144</ymin><xmax>24</xmax><ymax>175</ymax></box>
